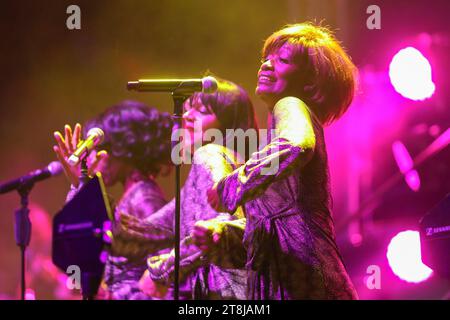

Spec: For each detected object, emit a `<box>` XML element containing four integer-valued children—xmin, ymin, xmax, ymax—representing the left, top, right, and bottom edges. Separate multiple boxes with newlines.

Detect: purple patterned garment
<box><xmin>216</xmin><ymin>98</ymin><xmax>358</xmax><ymax>300</ymax></box>
<box><xmin>122</xmin><ymin>144</ymin><xmax>247</xmax><ymax>300</ymax></box>
<box><xmin>103</xmin><ymin>179</ymin><xmax>169</xmax><ymax>300</ymax></box>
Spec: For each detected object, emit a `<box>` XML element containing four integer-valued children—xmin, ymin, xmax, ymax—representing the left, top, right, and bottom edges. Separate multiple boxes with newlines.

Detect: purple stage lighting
<box><xmin>389</xmin><ymin>47</ymin><xmax>435</xmax><ymax>101</ymax></box>
<box><xmin>387</xmin><ymin>230</ymin><xmax>433</xmax><ymax>283</ymax></box>
<box><xmin>392</xmin><ymin>140</ymin><xmax>421</xmax><ymax>192</ymax></box>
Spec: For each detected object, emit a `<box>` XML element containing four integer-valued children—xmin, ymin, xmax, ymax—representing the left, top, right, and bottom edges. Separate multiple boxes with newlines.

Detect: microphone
<box><xmin>0</xmin><ymin>161</ymin><xmax>63</xmax><ymax>194</ymax></box>
<box><xmin>68</xmin><ymin>128</ymin><xmax>105</xmax><ymax>166</ymax></box>
<box><xmin>127</xmin><ymin>76</ymin><xmax>218</xmax><ymax>94</ymax></box>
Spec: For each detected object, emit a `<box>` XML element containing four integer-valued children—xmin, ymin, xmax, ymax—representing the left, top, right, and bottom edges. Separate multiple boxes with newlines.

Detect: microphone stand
<box><xmin>78</xmin><ymin>158</ymin><xmax>100</xmax><ymax>300</ymax></box>
<box><xmin>79</xmin><ymin>157</ymin><xmax>90</xmax><ymax>186</ymax></box>
<box><xmin>14</xmin><ymin>182</ymin><xmax>33</xmax><ymax>300</ymax></box>
<box><xmin>171</xmin><ymin>93</ymin><xmax>188</xmax><ymax>301</ymax></box>
<box><xmin>126</xmin><ymin>80</ymin><xmax>192</xmax><ymax>300</ymax></box>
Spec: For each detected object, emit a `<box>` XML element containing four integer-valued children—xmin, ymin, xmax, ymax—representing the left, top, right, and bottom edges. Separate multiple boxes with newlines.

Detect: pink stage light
<box><xmin>389</xmin><ymin>47</ymin><xmax>435</xmax><ymax>101</ymax></box>
<box><xmin>387</xmin><ymin>230</ymin><xmax>433</xmax><ymax>283</ymax></box>
<box><xmin>392</xmin><ymin>140</ymin><xmax>421</xmax><ymax>192</ymax></box>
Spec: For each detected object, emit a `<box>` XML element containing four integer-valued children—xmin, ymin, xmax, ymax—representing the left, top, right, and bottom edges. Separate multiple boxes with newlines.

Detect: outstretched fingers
<box><xmin>53</xmin><ymin>145</ymin><xmax>78</xmax><ymax>186</ymax></box>
<box><xmin>72</xmin><ymin>123</ymin><xmax>82</xmax><ymax>150</ymax></box>
<box><xmin>54</xmin><ymin>131</ymin><xmax>69</xmax><ymax>158</ymax></box>
<box><xmin>64</xmin><ymin>124</ymin><xmax>74</xmax><ymax>153</ymax></box>
<box><xmin>87</xmin><ymin>150</ymin><xmax>107</xmax><ymax>176</ymax></box>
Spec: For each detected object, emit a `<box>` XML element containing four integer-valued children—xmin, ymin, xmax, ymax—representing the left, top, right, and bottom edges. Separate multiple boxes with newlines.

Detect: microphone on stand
<box><xmin>0</xmin><ymin>162</ymin><xmax>63</xmax><ymax>300</ymax></box>
<box><xmin>126</xmin><ymin>75</ymin><xmax>219</xmax><ymax>301</ymax></box>
<box><xmin>127</xmin><ymin>76</ymin><xmax>218</xmax><ymax>94</ymax></box>
<box><xmin>0</xmin><ymin>161</ymin><xmax>63</xmax><ymax>194</ymax></box>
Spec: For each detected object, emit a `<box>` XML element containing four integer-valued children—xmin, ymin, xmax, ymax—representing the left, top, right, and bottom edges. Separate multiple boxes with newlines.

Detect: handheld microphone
<box><xmin>68</xmin><ymin>128</ymin><xmax>105</xmax><ymax>166</ymax></box>
<box><xmin>127</xmin><ymin>76</ymin><xmax>218</xmax><ymax>94</ymax></box>
<box><xmin>0</xmin><ymin>161</ymin><xmax>63</xmax><ymax>194</ymax></box>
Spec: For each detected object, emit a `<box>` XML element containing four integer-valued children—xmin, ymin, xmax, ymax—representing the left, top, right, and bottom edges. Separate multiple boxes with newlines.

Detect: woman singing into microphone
<box><xmin>208</xmin><ymin>23</ymin><xmax>359</xmax><ymax>299</ymax></box>
<box><xmin>121</xmin><ymin>77</ymin><xmax>258</xmax><ymax>300</ymax></box>
<box><xmin>53</xmin><ymin>100</ymin><xmax>173</xmax><ymax>299</ymax></box>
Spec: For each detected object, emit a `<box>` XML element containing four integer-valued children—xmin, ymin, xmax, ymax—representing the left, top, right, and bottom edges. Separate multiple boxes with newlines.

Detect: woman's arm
<box><xmin>188</xmin><ymin>144</ymin><xmax>248</xmax><ymax>268</ymax></box>
<box><xmin>116</xmin><ymin>198</ymin><xmax>175</xmax><ymax>247</ymax></box>
<box><xmin>193</xmin><ymin>214</ymin><xmax>247</xmax><ymax>268</ymax></box>
<box><xmin>116</xmin><ymin>144</ymin><xmax>234</xmax><ymax>247</ymax></box>
<box><xmin>141</xmin><ymin>144</ymin><xmax>249</xmax><ymax>288</ymax></box>
<box><xmin>213</xmin><ymin>96</ymin><xmax>317</xmax><ymax>213</ymax></box>
<box><xmin>111</xmin><ymin>186</ymin><xmax>175</xmax><ymax>259</ymax></box>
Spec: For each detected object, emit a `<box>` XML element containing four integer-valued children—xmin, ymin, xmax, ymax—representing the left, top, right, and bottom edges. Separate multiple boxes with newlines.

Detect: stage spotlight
<box><xmin>387</xmin><ymin>230</ymin><xmax>433</xmax><ymax>283</ymax></box>
<box><xmin>389</xmin><ymin>47</ymin><xmax>435</xmax><ymax>101</ymax></box>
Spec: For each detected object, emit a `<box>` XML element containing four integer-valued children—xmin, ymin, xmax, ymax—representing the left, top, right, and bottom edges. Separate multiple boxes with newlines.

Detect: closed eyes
<box><xmin>260</xmin><ymin>56</ymin><xmax>291</xmax><ymax>64</ymax></box>
<box><xmin>184</xmin><ymin>102</ymin><xmax>212</xmax><ymax>115</ymax></box>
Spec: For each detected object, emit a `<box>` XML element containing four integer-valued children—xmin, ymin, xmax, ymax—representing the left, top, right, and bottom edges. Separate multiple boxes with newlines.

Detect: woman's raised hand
<box><xmin>53</xmin><ymin>124</ymin><xmax>83</xmax><ymax>186</ymax></box>
<box><xmin>53</xmin><ymin>123</ymin><xmax>107</xmax><ymax>187</ymax></box>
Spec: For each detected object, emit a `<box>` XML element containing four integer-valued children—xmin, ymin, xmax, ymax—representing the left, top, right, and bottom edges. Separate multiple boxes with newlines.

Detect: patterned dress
<box><xmin>103</xmin><ymin>179</ymin><xmax>169</xmax><ymax>300</ymax></box>
<box><xmin>216</xmin><ymin>97</ymin><xmax>358</xmax><ymax>300</ymax></box>
<box><xmin>120</xmin><ymin>144</ymin><xmax>247</xmax><ymax>300</ymax></box>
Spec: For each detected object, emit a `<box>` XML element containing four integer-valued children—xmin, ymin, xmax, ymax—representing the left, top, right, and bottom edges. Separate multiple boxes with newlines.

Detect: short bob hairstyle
<box><xmin>84</xmin><ymin>100</ymin><xmax>173</xmax><ymax>177</ymax></box>
<box><xmin>262</xmin><ymin>22</ymin><xmax>358</xmax><ymax>125</ymax></box>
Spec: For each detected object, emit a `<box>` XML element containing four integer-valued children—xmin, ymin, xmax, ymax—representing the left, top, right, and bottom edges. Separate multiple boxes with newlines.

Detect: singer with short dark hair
<box><xmin>208</xmin><ymin>23</ymin><xmax>359</xmax><ymax>299</ymax></box>
<box><xmin>53</xmin><ymin>100</ymin><xmax>173</xmax><ymax>300</ymax></box>
<box><xmin>120</xmin><ymin>77</ymin><xmax>258</xmax><ymax>299</ymax></box>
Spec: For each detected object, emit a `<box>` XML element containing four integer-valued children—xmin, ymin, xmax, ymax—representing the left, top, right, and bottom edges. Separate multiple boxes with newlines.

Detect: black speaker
<box><xmin>52</xmin><ymin>173</ymin><xmax>113</xmax><ymax>299</ymax></box>
<box><xmin>419</xmin><ymin>193</ymin><xmax>450</xmax><ymax>277</ymax></box>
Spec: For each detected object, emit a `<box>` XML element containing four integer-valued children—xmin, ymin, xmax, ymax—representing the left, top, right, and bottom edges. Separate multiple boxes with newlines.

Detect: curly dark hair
<box><xmin>84</xmin><ymin>100</ymin><xmax>173</xmax><ymax>177</ymax></box>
